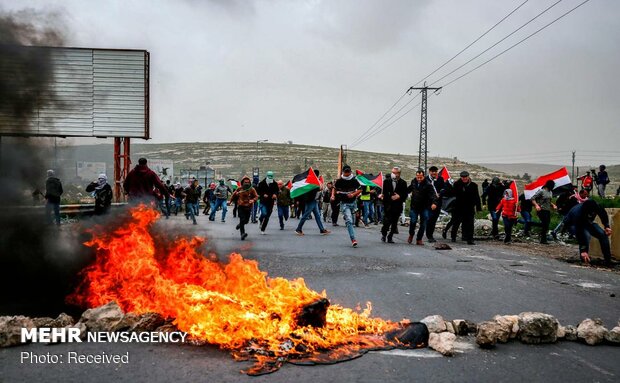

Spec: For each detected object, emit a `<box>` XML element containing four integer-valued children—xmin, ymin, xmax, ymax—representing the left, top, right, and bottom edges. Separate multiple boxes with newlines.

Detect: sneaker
<box><xmin>280</xmin><ymin>226</ymin><xmax>284</xmax><ymax>230</ymax></box>
<box><xmin>295</xmin><ymin>230</ymin><xmax>304</xmax><ymax>236</ymax></box>
<box><xmin>364</xmin><ymin>224</ymin><xmax>369</xmax><ymax>228</ymax></box>
<box><xmin>221</xmin><ymin>220</ymin><xmax>225</xmax><ymax>223</ymax></box>
<box><xmin>381</xmin><ymin>235</ymin><xmax>386</xmax><ymax>242</ymax></box>
<box><xmin>260</xmin><ymin>231</ymin><xmax>266</xmax><ymax>235</ymax></box>
<box><xmin>441</xmin><ymin>229</ymin><xmax>447</xmax><ymax>239</ymax></box>
<box><xmin>352</xmin><ymin>240</ymin><xmax>358</xmax><ymax>248</ymax></box>
<box><xmin>407</xmin><ymin>235</ymin><xmax>413</xmax><ymax>244</ymax></box>
<box><xmin>241</xmin><ymin>233</ymin><xmax>248</xmax><ymax>240</ymax></box>
<box><xmin>236</xmin><ymin>224</ymin><xmax>240</xmax><ymax>230</ymax></box>
<box><xmin>193</xmin><ymin>221</ymin><xmax>197</xmax><ymax>225</ymax></box>
<box><xmin>387</xmin><ymin>237</ymin><xmax>395</xmax><ymax>244</ymax></box>
<box><xmin>428</xmin><ymin>238</ymin><xmax>437</xmax><ymax>243</ymax></box>
<box><xmin>416</xmin><ymin>240</ymin><xmax>424</xmax><ymax>246</ymax></box>
<box><xmin>332</xmin><ymin>223</ymin><xmax>340</xmax><ymax>227</ymax></box>
<box><xmin>320</xmin><ymin>229</ymin><xmax>331</xmax><ymax>235</ymax></box>
<box><xmin>467</xmin><ymin>240</ymin><xmax>476</xmax><ymax>245</ymax></box>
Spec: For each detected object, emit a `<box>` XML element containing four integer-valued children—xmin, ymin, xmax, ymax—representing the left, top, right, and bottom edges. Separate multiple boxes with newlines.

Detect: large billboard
<box><xmin>0</xmin><ymin>46</ymin><xmax>149</xmax><ymax>139</ymax></box>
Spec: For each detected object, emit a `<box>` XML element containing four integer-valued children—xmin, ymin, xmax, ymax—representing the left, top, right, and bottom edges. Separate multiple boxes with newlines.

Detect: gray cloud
<box><xmin>1</xmin><ymin>0</ymin><xmax>618</xmax><ymax>166</ymax></box>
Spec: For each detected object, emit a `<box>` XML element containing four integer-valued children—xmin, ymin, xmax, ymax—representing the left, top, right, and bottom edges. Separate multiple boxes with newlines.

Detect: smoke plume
<box><xmin>0</xmin><ymin>9</ymin><xmax>91</xmax><ymax>317</ymax></box>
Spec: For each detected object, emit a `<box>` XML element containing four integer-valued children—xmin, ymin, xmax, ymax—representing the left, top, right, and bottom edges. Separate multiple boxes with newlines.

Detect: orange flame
<box><xmin>67</xmin><ymin>205</ymin><xmax>404</xmax><ymax>363</ymax></box>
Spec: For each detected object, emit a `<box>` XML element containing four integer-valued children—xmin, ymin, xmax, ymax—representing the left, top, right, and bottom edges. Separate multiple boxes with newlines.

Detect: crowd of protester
<box><xmin>41</xmin><ymin>158</ymin><xmax>616</xmax><ymax>267</ymax></box>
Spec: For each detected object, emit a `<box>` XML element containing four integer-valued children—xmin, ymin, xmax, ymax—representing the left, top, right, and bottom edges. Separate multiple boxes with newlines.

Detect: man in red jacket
<box><xmin>123</xmin><ymin>158</ymin><xmax>169</xmax><ymax>203</ymax></box>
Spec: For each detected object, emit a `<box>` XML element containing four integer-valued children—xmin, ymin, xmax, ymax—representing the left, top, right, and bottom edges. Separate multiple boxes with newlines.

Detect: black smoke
<box><xmin>0</xmin><ymin>9</ymin><xmax>90</xmax><ymax>317</ymax></box>
<box><xmin>0</xmin><ymin>9</ymin><xmax>64</xmax><ymax>127</ymax></box>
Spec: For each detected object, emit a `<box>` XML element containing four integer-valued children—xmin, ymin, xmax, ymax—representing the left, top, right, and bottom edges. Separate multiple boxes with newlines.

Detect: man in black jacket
<box><xmin>450</xmin><ymin>171</ymin><xmax>482</xmax><ymax>245</ymax></box>
<box><xmin>425</xmin><ymin>166</ymin><xmax>446</xmax><ymax>242</ymax></box>
<box><xmin>45</xmin><ymin>169</ymin><xmax>63</xmax><ymax>226</ymax></box>
<box><xmin>85</xmin><ymin>173</ymin><xmax>113</xmax><ymax>215</ymax></box>
<box><xmin>256</xmin><ymin>171</ymin><xmax>279</xmax><ymax>234</ymax></box>
<box><xmin>380</xmin><ymin>167</ymin><xmax>408</xmax><ymax>243</ymax></box>
<box><xmin>564</xmin><ymin>199</ymin><xmax>613</xmax><ymax>266</ymax></box>
<box><xmin>183</xmin><ymin>179</ymin><xmax>201</xmax><ymax>225</ymax></box>
<box><xmin>482</xmin><ymin>177</ymin><xmax>505</xmax><ymax>238</ymax></box>
<box><xmin>408</xmin><ymin>170</ymin><xmax>439</xmax><ymax>245</ymax></box>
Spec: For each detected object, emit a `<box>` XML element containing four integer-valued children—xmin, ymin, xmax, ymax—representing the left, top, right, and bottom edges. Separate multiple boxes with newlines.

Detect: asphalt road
<box><xmin>1</xmin><ymin>211</ymin><xmax>619</xmax><ymax>383</ymax></box>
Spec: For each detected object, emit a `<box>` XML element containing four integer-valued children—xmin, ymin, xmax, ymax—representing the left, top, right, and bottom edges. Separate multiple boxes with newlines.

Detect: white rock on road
<box><xmin>429</xmin><ymin>332</ymin><xmax>456</xmax><ymax>356</ymax></box>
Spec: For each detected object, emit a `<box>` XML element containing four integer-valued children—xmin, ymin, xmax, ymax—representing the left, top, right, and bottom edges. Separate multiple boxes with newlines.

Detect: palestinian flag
<box><xmin>290</xmin><ymin>167</ymin><xmax>321</xmax><ymax>199</ymax></box>
<box><xmin>355</xmin><ymin>170</ymin><xmax>383</xmax><ymax>189</ymax></box>
<box><xmin>439</xmin><ymin>166</ymin><xmax>451</xmax><ymax>183</ymax></box>
<box><xmin>228</xmin><ymin>179</ymin><xmax>240</xmax><ymax>190</ymax></box>
<box><xmin>508</xmin><ymin>180</ymin><xmax>519</xmax><ymax>215</ymax></box>
<box><xmin>524</xmin><ymin>167</ymin><xmax>571</xmax><ymax>199</ymax></box>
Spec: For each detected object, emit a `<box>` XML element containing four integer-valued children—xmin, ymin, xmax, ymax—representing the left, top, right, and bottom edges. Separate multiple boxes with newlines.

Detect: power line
<box><xmin>441</xmin><ymin>0</ymin><xmax>591</xmax><ymax>89</ymax></box>
<box><xmin>350</xmin><ymin>92</ymin><xmax>421</xmax><ymax>148</ymax></box>
<box><xmin>429</xmin><ymin>0</ymin><xmax>564</xmax><ymax>87</ymax></box>
<box><xmin>350</xmin><ymin>0</ymin><xmax>593</xmax><ymax>152</ymax></box>
<box><xmin>349</xmin><ymin>89</ymin><xmax>410</xmax><ymax>148</ymax></box>
<box><xmin>351</xmin><ymin>99</ymin><xmax>424</xmax><ymax>149</ymax></box>
<box><xmin>350</xmin><ymin>1</ymin><xmax>531</xmax><ymax>149</ymax></box>
<box><xmin>413</xmin><ymin>0</ymin><xmax>530</xmax><ymax>88</ymax></box>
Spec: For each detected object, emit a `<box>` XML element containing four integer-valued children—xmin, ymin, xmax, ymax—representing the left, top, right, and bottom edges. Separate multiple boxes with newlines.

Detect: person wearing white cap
<box><xmin>86</xmin><ymin>173</ymin><xmax>113</xmax><ymax>215</ymax></box>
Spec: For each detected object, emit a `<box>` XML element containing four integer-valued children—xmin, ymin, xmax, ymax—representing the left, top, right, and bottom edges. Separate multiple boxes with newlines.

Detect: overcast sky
<box><xmin>2</xmin><ymin>0</ymin><xmax>619</xmax><ymax>165</ymax></box>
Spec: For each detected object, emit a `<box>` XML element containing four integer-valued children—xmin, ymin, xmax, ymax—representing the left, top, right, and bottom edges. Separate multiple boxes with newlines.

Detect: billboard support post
<box><xmin>114</xmin><ymin>137</ymin><xmax>131</xmax><ymax>202</ymax></box>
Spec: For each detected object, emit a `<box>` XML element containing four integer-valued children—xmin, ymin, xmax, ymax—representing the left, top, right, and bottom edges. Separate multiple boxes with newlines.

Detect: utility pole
<box><xmin>338</xmin><ymin>145</ymin><xmax>347</xmax><ymax>176</ymax></box>
<box><xmin>255</xmin><ymin>139</ymin><xmax>267</xmax><ymax>181</ymax></box>
<box><xmin>571</xmin><ymin>150</ymin><xmax>576</xmax><ymax>182</ymax></box>
<box><xmin>409</xmin><ymin>84</ymin><xmax>441</xmax><ymax>171</ymax></box>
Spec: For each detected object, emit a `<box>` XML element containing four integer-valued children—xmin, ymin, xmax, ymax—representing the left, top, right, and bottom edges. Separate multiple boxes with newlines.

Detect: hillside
<box><xmin>55</xmin><ymin>142</ymin><xmax>508</xmax><ymax>184</ymax></box>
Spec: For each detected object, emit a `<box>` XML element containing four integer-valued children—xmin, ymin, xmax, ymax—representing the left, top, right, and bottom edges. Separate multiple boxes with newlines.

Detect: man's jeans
<box><xmin>375</xmin><ymin>203</ymin><xmax>383</xmax><ymax>223</ymax></box>
<box><xmin>296</xmin><ymin>200</ymin><xmax>325</xmax><ymax>232</ymax></box>
<box><xmin>409</xmin><ymin>207</ymin><xmax>429</xmax><ymax>240</ymax></box>
<box><xmin>503</xmin><ymin>217</ymin><xmax>517</xmax><ymax>242</ymax></box>
<box><xmin>185</xmin><ymin>202</ymin><xmax>196</xmax><ymax>223</ymax></box>
<box><xmin>210</xmin><ymin>198</ymin><xmax>228</xmax><ymax>221</ymax></box>
<box><xmin>251</xmin><ymin>201</ymin><xmax>259</xmax><ymax>222</ymax></box>
<box><xmin>277</xmin><ymin>205</ymin><xmax>289</xmax><ymax>228</ymax></box>
<box><xmin>259</xmin><ymin>203</ymin><xmax>274</xmax><ymax>231</ymax></box>
<box><xmin>490</xmin><ymin>210</ymin><xmax>500</xmax><ymax>237</ymax></box>
<box><xmin>362</xmin><ymin>200</ymin><xmax>374</xmax><ymax>225</ymax></box>
<box><xmin>575</xmin><ymin>222</ymin><xmax>611</xmax><ymax>262</ymax></box>
<box><xmin>174</xmin><ymin>197</ymin><xmax>183</xmax><ymax>214</ymax></box>
<box><xmin>46</xmin><ymin>201</ymin><xmax>60</xmax><ymax>225</ymax></box>
<box><xmin>518</xmin><ymin>211</ymin><xmax>541</xmax><ymax>234</ymax></box>
<box><xmin>340</xmin><ymin>201</ymin><xmax>357</xmax><ymax>240</ymax></box>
